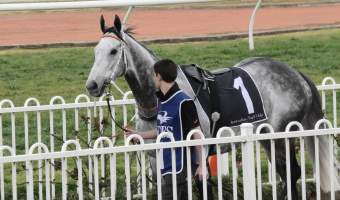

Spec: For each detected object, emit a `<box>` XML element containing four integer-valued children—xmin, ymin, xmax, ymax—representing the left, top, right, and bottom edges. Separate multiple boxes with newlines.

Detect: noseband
<box><xmin>102</xmin><ymin>34</ymin><xmax>158</xmax><ymax>122</ymax></box>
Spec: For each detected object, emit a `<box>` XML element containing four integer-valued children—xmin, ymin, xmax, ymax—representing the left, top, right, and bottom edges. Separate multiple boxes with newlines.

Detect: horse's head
<box><xmin>86</xmin><ymin>15</ymin><xmax>127</xmax><ymax>97</ymax></box>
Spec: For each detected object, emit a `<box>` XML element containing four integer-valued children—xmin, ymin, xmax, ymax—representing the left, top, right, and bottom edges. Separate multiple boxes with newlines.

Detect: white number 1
<box><xmin>233</xmin><ymin>77</ymin><xmax>255</xmax><ymax>114</ymax></box>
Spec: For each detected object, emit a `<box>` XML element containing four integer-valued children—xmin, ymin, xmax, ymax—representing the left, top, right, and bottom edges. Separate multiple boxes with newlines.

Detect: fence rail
<box><xmin>0</xmin><ymin>121</ymin><xmax>340</xmax><ymax>199</ymax></box>
<box><xmin>0</xmin><ymin>0</ymin><xmax>219</xmax><ymax>11</ymax></box>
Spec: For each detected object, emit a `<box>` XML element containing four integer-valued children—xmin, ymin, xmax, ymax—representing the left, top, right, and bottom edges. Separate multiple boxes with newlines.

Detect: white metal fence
<box><xmin>0</xmin><ymin>76</ymin><xmax>339</xmax><ymax>199</ymax></box>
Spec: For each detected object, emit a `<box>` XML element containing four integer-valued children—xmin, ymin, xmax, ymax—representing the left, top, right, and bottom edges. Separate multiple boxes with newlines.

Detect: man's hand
<box><xmin>123</xmin><ymin>126</ymin><xmax>140</xmax><ymax>143</ymax></box>
<box><xmin>123</xmin><ymin>126</ymin><xmax>136</xmax><ymax>136</ymax></box>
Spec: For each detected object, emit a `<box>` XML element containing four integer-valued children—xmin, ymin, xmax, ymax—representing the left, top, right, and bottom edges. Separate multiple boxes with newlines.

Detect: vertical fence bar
<box><xmin>216</xmin><ymin>127</ymin><xmax>236</xmax><ymax>200</ymax></box>
<box><xmin>24</xmin><ymin>98</ymin><xmax>43</xmax><ymax>200</ymax></box>
<box><xmin>90</xmin><ymin>98</ymin><xmax>97</xmax><ymax>192</ymax></box>
<box><xmin>156</xmin><ymin>147</ymin><xmax>162</xmax><ymax>200</ymax></box>
<box><xmin>62</xmin><ymin>156</ymin><xmax>68</xmax><ymax>200</ymax></box>
<box><xmin>45</xmin><ymin>158</ymin><xmax>51</xmax><ymax>200</ymax></box>
<box><xmin>332</xmin><ymin>88</ymin><xmax>337</xmax><ymax>128</ymax></box>
<box><xmin>285</xmin><ymin>138</ymin><xmax>292</xmax><ymax>200</ymax></box>
<box><xmin>315</xmin><ymin>119</ymin><xmax>336</xmax><ymax>200</ymax></box>
<box><xmin>124</xmin><ymin>147</ymin><xmax>132</xmax><ymax>200</ymax></box>
<box><xmin>0</xmin><ymin>119</ymin><xmax>3</xmax><ymax>200</ymax></box>
<box><xmin>255</xmin><ymin>129</ymin><xmax>262</xmax><ymax>200</ymax></box>
<box><xmin>0</xmin><ymin>146</ymin><xmax>17</xmax><ymax>200</ymax></box>
<box><xmin>37</xmin><ymin>110</ymin><xmax>43</xmax><ymax>200</ymax></box>
<box><xmin>186</xmin><ymin>143</ymin><xmax>193</xmax><ymax>200</ymax></box>
<box><xmin>122</xmin><ymin>92</ymin><xmax>134</xmax><ymax>198</ymax></box>
<box><xmin>107</xmin><ymin>95</ymin><xmax>117</xmax><ymax>199</ymax></box>
<box><xmin>93</xmin><ymin>154</ymin><xmax>100</xmax><ymax>200</ymax></box>
<box><xmin>0</xmin><ymin>114</ymin><xmax>3</xmax><ymax>200</ymax></box>
<box><xmin>110</xmin><ymin>152</ymin><xmax>116</xmax><ymax>199</ymax></box>
<box><xmin>216</xmin><ymin>143</ymin><xmax>222</xmax><ymax>200</ymax></box>
<box><xmin>93</xmin><ymin>137</ymin><xmax>114</xmax><ymax>200</ymax></box>
<box><xmin>98</xmin><ymin>96</ymin><xmax>106</xmax><ymax>197</ymax></box>
<box><xmin>49</xmin><ymin>108</ymin><xmax>56</xmax><ymax>199</ymax></box>
<box><xmin>285</xmin><ymin>122</ymin><xmax>304</xmax><ymax>200</ymax></box>
<box><xmin>271</xmin><ymin>138</ymin><xmax>277</xmax><ymax>200</ymax></box>
<box><xmin>10</xmin><ymin>112</ymin><xmax>16</xmax><ymax>158</ymax></box>
<box><xmin>255</xmin><ymin>123</ymin><xmax>275</xmax><ymax>200</ymax></box>
<box><xmin>300</xmin><ymin>136</ymin><xmax>306</xmax><ymax>200</ymax></box>
<box><xmin>315</xmin><ymin>135</ymin><xmax>321</xmax><ymax>200</ymax></box>
<box><xmin>241</xmin><ymin>123</ymin><xmax>256</xmax><ymax>200</ymax></box>
<box><xmin>107</xmin><ymin>95</ymin><xmax>116</xmax><ymax>144</ymax></box>
<box><xmin>156</xmin><ymin>132</ymin><xmax>176</xmax><ymax>200</ymax></box>
<box><xmin>50</xmin><ymin>96</ymin><xmax>66</xmax><ymax>199</ymax></box>
<box><xmin>171</xmin><ymin>143</ymin><xmax>178</xmax><ymax>200</ymax></box>
<box><xmin>0</xmin><ymin>100</ymin><xmax>15</xmax><ymax>200</ymax></box>
<box><xmin>186</xmin><ymin>130</ymin><xmax>207</xmax><ymax>200</ymax></box>
<box><xmin>126</xmin><ymin>135</ymin><xmax>146</xmax><ymax>200</ymax></box>
<box><xmin>27</xmin><ymin>143</ymin><xmax>49</xmax><ymax>200</ymax></box>
<box><xmin>24</xmin><ymin>108</ymin><xmax>29</xmax><ymax>199</ymax></box>
<box><xmin>321</xmin><ymin>77</ymin><xmax>337</xmax><ymax>127</ymax></box>
<box><xmin>329</xmin><ymin>134</ymin><xmax>335</xmax><ymax>200</ymax></box>
<box><xmin>232</xmin><ymin>131</ymin><xmax>237</xmax><ymax>200</ymax></box>
<box><xmin>135</xmin><ymin>106</ymin><xmax>141</xmax><ymax>196</ymax></box>
<box><xmin>61</xmin><ymin>140</ymin><xmax>83</xmax><ymax>200</ymax></box>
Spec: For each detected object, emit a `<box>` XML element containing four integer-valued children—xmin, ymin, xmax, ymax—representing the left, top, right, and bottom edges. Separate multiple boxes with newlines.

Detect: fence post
<box><xmin>241</xmin><ymin>123</ymin><xmax>257</xmax><ymax>200</ymax></box>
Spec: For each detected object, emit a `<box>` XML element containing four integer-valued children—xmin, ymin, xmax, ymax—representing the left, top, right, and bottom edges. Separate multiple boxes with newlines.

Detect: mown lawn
<box><xmin>1</xmin><ymin>29</ymin><xmax>340</xmax><ymax>104</ymax></box>
<box><xmin>1</xmin><ymin>29</ymin><xmax>340</xmax><ymax>199</ymax></box>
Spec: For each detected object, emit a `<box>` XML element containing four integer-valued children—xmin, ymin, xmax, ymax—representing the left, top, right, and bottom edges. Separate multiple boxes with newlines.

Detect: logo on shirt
<box><xmin>157</xmin><ymin>111</ymin><xmax>172</xmax><ymax>124</ymax></box>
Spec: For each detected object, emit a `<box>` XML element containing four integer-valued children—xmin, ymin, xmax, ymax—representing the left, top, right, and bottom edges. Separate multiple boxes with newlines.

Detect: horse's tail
<box><xmin>299</xmin><ymin>71</ymin><xmax>340</xmax><ymax>193</ymax></box>
<box><xmin>299</xmin><ymin>71</ymin><xmax>323</xmax><ymax>119</ymax></box>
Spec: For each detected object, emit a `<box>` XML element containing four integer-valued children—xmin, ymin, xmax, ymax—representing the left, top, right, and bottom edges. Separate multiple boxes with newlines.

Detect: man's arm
<box><xmin>124</xmin><ymin>128</ymin><xmax>157</xmax><ymax>139</ymax></box>
<box><xmin>181</xmin><ymin>100</ymin><xmax>206</xmax><ymax>180</ymax></box>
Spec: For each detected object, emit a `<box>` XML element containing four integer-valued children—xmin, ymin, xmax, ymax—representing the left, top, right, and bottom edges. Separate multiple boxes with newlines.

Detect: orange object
<box><xmin>209</xmin><ymin>155</ymin><xmax>217</xmax><ymax>177</ymax></box>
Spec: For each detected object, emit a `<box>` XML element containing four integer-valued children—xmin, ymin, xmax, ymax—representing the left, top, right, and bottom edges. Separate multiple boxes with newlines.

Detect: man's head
<box><xmin>153</xmin><ymin>59</ymin><xmax>178</xmax><ymax>90</ymax></box>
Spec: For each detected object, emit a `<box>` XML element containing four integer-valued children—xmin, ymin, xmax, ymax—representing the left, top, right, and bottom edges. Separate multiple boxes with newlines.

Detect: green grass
<box><xmin>1</xmin><ymin>29</ymin><xmax>340</xmax><ymax>198</ymax></box>
<box><xmin>1</xmin><ymin>29</ymin><xmax>340</xmax><ymax>103</ymax></box>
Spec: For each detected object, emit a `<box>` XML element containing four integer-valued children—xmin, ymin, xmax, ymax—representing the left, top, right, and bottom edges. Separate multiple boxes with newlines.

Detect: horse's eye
<box><xmin>110</xmin><ymin>49</ymin><xmax>117</xmax><ymax>55</ymax></box>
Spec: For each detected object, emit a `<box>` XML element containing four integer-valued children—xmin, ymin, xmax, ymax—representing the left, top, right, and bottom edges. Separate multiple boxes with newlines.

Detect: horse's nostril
<box><xmin>86</xmin><ymin>80</ymin><xmax>98</xmax><ymax>91</ymax></box>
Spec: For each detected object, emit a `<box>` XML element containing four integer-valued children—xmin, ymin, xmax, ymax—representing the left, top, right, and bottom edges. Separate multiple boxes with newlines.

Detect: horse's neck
<box><xmin>124</xmin><ymin>35</ymin><xmax>158</xmax><ymax>110</ymax></box>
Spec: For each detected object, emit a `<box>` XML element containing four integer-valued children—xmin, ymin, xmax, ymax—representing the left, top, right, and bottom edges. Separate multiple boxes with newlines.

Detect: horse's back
<box><xmin>236</xmin><ymin>57</ymin><xmax>313</xmax><ymax>130</ymax></box>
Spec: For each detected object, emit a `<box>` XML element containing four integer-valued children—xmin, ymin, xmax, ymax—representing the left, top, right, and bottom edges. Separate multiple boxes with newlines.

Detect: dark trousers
<box><xmin>161</xmin><ymin>164</ymin><xmax>214</xmax><ymax>200</ymax></box>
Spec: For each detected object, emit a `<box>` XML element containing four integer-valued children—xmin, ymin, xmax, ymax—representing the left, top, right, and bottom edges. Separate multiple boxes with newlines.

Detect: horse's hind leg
<box><xmin>261</xmin><ymin>139</ymin><xmax>300</xmax><ymax>200</ymax></box>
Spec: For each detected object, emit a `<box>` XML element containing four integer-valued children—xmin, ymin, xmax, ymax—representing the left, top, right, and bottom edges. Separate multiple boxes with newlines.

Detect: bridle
<box><xmin>102</xmin><ymin>34</ymin><xmax>128</xmax><ymax>83</ymax></box>
<box><xmin>101</xmin><ymin>33</ymin><xmax>158</xmax><ymax>124</ymax></box>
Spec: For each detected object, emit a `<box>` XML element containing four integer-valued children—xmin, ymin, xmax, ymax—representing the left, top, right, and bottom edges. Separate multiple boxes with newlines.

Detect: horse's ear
<box><xmin>114</xmin><ymin>14</ymin><xmax>122</xmax><ymax>33</ymax></box>
<box><xmin>100</xmin><ymin>15</ymin><xmax>106</xmax><ymax>33</ymax></box>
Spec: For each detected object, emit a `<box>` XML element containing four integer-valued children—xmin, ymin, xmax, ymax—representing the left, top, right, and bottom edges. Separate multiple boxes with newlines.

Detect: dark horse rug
<box><xmin>180</xmin><ymin>63</ymin><xmax>267</xmax><ymax>137</ymax></box>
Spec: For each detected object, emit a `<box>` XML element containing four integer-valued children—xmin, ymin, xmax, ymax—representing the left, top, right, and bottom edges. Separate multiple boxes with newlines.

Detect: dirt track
<box><xmin>0</xmin><ymin>4</ymin><xmax>340</xmax><ymax>46</ymax></box>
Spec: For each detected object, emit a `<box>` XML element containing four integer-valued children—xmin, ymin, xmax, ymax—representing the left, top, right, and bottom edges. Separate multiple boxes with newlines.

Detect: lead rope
<box><xmin>104</xmin><ymin>89</ymin><xmax>158</xmax><ymax>191</ymax></box>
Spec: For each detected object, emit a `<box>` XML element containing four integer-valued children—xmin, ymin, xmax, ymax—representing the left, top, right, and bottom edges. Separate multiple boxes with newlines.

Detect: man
<box><xmin>125</xmin><ymin>59</ymin><xmax>213</xmax><ymax>200</ymax></box>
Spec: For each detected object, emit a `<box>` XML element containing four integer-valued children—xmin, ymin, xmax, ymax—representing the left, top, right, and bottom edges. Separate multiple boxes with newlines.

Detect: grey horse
<box><xmin>86</xmin><ymin>15</ymin><xmax>339</xmax><ymax>199</ymax></box>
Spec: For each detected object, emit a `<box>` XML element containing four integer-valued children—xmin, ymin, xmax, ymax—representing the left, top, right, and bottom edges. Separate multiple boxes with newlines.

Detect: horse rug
<box><xmin>180</xmin><ymin>64</ymin><xmax>267</xmax><ymax>137</ymax></box>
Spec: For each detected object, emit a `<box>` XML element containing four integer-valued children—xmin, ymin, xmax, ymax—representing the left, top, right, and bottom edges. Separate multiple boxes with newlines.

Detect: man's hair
<box><xmin>153</xmin><ymin>59</ymin><xmax>178</xmax><ymax>83</ymax></box>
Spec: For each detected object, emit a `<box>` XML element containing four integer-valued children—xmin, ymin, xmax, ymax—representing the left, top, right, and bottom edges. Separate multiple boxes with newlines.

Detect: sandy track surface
<box><xmin>0</xmin><ymin>4</ymin><xmax>340</xmax><ymax>46</ymax></box>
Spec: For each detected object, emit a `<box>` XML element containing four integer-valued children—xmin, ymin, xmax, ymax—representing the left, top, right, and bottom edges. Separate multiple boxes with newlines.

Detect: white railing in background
<box><xmin>0</xmin><ymin>77</ymin><xmax>339</xmax><ymax>200</ymax></box>
<box><xmin>0</xmin><ymin>0</ymin><xmax>219</xmax><ymax>11</ymax></box>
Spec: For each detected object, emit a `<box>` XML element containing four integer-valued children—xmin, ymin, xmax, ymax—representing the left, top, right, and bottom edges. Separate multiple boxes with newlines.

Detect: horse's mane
<box><xmin>104</xmin><ymin>25</ymin><xmax>159</xmax><ymax>60</ymax></box>
<box><xmin>124</xmin><ymin>28</ymin><xmax>159</xmax><ymax>60</ymax></box>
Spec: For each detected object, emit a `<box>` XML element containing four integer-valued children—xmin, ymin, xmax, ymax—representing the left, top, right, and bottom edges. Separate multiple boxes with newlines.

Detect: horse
<box><xmin>86</xmin><ymin>15</ymin><xmax>340</xmax><ymax>199</ymax></box>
